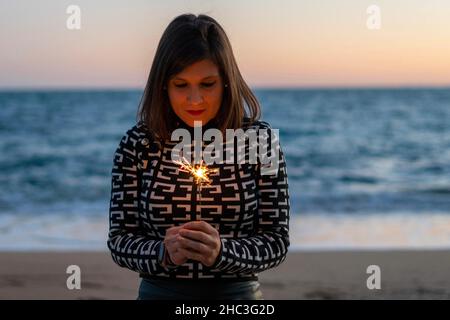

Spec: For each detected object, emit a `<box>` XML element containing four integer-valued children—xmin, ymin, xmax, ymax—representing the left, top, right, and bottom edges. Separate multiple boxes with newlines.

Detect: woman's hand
<box><xmin>163</xmin><ymin>225</ymin><xmax>189</xmax><ymax>266</ymax></box>
<box><xmin>177</xmin><ymin>221</ymin><xmax>222</xmax><ymax>267</ymax></box>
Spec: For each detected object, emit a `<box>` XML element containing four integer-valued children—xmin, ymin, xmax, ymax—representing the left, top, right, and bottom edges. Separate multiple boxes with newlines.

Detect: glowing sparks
<box><xmin>174</xmin><ymin>157</ymin><xmax>218</xmax><ymax>185</ymax></box>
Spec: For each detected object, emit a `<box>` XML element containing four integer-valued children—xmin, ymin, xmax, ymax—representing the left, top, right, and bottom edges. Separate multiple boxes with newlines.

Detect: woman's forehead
<box><xmin>172</xmin><ymin>59</ymin><xmax>220</xmax><ymax>80</ymax></box>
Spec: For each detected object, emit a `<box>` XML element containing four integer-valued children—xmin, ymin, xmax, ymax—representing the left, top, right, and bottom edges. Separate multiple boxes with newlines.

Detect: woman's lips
<box><xmin>186</xmin><ymin>109</ymin><xmax>206</xmax><ymax>116</ymax></box>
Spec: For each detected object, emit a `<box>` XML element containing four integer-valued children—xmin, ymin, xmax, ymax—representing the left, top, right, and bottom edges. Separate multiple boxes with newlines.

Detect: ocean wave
<box><xmin>1</xmin><ymin>212</ymin><xmax>450</xmax><ymax>251</ymax></box>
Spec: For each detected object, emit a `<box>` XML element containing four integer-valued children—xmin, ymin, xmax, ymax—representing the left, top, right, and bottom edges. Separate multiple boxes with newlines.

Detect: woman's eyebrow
<box><xmin>173</xmin><ymin>74</ymin><xmax>219</xmax><ymax>81</ymax></box>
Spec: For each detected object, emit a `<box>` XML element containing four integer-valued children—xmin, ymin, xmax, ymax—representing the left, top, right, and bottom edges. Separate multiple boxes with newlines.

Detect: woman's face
<box><xmin>167</xmin><ymin>59</ymin><xmax>224</xmax><ymax>128</ymax></box>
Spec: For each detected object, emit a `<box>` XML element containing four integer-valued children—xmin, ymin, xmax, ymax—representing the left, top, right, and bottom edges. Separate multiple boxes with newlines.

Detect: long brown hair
<box><xmin>137</xmin><ymin>13</ymin><xmax>261</xmax><ymax>142</ymax></box>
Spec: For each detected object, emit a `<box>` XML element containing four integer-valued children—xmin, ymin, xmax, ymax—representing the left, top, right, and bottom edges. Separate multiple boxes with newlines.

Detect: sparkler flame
<box><xmin>173</xmin><ymin>156</ymin><xmax>218</xmax><ymax>185</ymax></box>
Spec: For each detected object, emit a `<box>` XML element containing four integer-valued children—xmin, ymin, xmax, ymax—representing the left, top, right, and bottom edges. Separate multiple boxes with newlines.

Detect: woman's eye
<box><xmin>174</xmin><ymin>82</ymin><xmax>216</xmax><ymax>88</ymax></box>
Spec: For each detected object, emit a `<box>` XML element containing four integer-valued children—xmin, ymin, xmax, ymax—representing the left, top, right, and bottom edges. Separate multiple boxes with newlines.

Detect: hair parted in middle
<box><xmin>137</xmin><ymin>13</ymin><xmax>261</xmax><ymax>141</ymax></box>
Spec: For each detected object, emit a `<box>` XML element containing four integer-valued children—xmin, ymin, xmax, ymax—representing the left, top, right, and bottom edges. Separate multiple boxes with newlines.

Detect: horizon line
<box><xmin>1</xmin><ymin>84</ymin><xmax>450</xmax><ymax>92</ymax></box>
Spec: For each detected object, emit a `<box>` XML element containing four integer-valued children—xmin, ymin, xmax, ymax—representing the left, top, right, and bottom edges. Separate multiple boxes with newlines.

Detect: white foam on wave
<box><xmin>289</xmin><ymin>212</ymin><xmax>450</xmax><ymax>251</ymax></box>
<box><xmin>0</xmin><ymin>214</ymin><xmax>109</xmax><ymax>251</ymax></box>
<box><xmin>1</xmin><ymin>212</ymin><xmax>450</xmax><ymax>251</ymax></box>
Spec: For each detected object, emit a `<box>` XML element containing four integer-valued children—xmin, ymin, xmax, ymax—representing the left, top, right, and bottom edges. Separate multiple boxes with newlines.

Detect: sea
<box><xmin>1</xmin><ymin>88</ymin><xmax>449</xmax><ymax>251</ymax></box>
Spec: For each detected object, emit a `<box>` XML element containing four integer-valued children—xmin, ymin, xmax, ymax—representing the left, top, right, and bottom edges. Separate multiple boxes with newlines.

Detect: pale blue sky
<box><xmin>1</xmin><ymin>0</ymin><xmax>450</xmax><ymax>88</ymax></box>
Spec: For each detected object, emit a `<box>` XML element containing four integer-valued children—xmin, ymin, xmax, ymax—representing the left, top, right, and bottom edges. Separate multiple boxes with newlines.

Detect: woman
<box><xmin>107</xmin><ymin>13</ymin><xmax>290</xmax><ymax>300</ymax></box>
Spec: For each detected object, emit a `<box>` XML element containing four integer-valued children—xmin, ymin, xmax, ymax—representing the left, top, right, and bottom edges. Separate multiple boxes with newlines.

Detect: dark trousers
<box><xmin>137</xmin><ymin>278</ymin><xmax>264</xmax><ymax>300</ymax></box>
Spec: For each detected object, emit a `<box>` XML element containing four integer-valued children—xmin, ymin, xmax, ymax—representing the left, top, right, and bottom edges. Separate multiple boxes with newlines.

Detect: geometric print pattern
<box><xmin>107</xmin><ymin>118</ymin><xmax>290</xmax><ymax>281</ymax></box>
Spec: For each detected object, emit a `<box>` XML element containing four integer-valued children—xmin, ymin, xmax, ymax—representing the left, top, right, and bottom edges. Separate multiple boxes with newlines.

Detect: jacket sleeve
<box><xmin>107</xmin><ymin>126</ymin><xmax>169</xmax><ymax>275</ymax></box>
<box><xmin>210</xmin><ymin>123</ymin><xmax>290</xmax><ymax>274</ymax></box>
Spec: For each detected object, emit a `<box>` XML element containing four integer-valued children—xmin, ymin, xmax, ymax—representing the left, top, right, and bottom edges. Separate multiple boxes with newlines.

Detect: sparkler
<box><xmin>173</xmin><ymin>156</ymin><xmax>218</xmax><ymax>185</ymax></box>
<box><xmin>173</xmin><ymin>156</ymin><xmax>218</xmax><ymax>221</ymax></box>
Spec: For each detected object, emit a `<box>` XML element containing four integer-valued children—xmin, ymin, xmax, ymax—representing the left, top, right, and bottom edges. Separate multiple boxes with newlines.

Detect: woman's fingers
<box><xmin>177</xmin><ymin>221</ymin><xmax>222</xmax><ymax>267</ymax></box>
<box><xmin>163</xmin><ymin>222</ymin><xmax>221</xmax><ymax>267</ymax></box>
<box><xmin>178</xmin><ymin>229</ymin><xmax>215</xmax><ymax>247</ymax></box>
<box><xmin>169</xmin><ymin>250</ymin><xmax>187</xmax><ymax>265</ymax></box>
<box><xmin>166</xmin><ymin>225</ymin><xmax>183</xmax><ymax>237</ymax></box>
<box><xmin>164</xmin><ymin>226</ymin><xmax>183</xmax><ymax>245</ymax></box>
<box><xmin>164</xmin><ymin>226</ymin><xmax>187</xmax><ymax>265</ymax></box>
<box><xmin>177</xmin><ymin>235</ymin><xmax>209</xmax><ymax>254</ymax></box>
<box><xmin>181</xmin><ymin>221</ymin><xmax>218</xmax><ymax>237</ymax></box>
<box><xmin>177</xmin><ymin>247</ymin><xmax>205</xmax><ymax>264</ymax></box>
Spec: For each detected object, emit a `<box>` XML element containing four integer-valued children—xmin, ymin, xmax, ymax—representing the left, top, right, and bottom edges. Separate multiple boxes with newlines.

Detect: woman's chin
<box><xmin>182</xmin><ymin>116</ymin><xmax>210</xmax><ymax>127</ymax></box>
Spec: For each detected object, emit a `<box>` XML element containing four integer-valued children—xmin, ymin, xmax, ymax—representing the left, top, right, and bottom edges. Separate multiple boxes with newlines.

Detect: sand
<box><xmin>0</xmin><ymin>250</ymin><xmax>449</xmax><ymax>300</ymax></box>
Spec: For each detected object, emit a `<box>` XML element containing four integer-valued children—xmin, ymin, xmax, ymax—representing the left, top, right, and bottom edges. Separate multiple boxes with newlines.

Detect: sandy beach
<box><xmin>1</xmin><ymin>250</ymin><xmax>449</xmax><ymax>300</ymax></box>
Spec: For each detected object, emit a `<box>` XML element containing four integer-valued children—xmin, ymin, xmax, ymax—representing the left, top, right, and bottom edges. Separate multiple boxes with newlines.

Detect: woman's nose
<box><xmin>187</xmin><ymin>88</ymin><xmax>204</xmax><ymax>104</ymax></box>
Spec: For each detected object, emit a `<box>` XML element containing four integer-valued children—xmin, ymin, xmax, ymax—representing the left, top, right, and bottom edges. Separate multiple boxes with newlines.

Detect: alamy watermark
<box><xmin>66</xmin><ymin>265</ymin><xmax>81</xmax><ymax>290</ymax></box>
<box><xmin>366</xmin><ymin>5</ymin><xmax>381</xmax><ymax>30</ymax></box>
<box><xmin>66</xmin><ymin>5</ymin><xmax>81</xmax><ymax>30</ymax></box>
<box><xmin>366</xmin><ymin>264</ymin><xmax>381</xmax><ymax>290</ymax></box>
<box><xmin>170</xmin><ymin>121</ymin><xmax>281</xmax><ymax>176</ymax></box>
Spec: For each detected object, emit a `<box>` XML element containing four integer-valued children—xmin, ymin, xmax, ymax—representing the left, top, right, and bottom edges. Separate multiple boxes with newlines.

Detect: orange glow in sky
<box><xmin>1</xmin><ymin>0</ymin><xmax>450</xmax><ymax>89</ymax></box>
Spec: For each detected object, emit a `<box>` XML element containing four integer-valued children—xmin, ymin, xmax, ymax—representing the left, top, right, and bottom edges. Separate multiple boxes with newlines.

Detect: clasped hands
<box><xmin>163</xmin><ymin>220</ymin><xmax>222</xmax><ymax>267</ymax></box>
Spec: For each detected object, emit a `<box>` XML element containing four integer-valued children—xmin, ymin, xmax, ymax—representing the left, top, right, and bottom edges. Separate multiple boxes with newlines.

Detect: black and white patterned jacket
<box><xmin>107</xmin><ymin>118</ymin><xmax>290</xmax><ymax>281</ymax></box>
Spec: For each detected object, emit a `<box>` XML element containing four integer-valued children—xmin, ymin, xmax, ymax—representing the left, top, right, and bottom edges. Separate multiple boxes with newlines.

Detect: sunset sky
<box><xmin>1</xmin><ymin>0</ymin><xmax>450</xmax><ymax>89</ymax></box>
